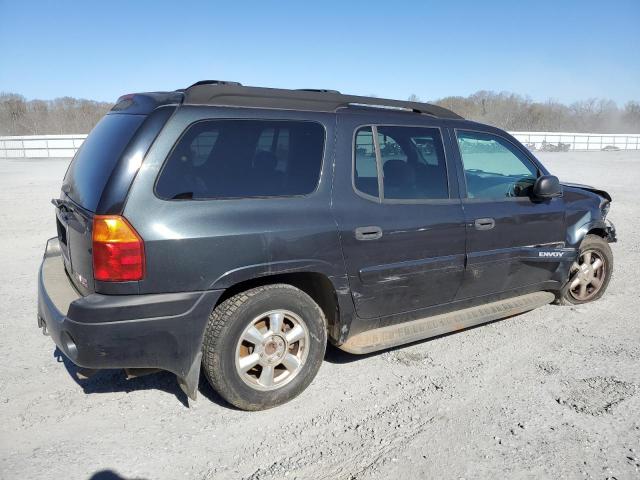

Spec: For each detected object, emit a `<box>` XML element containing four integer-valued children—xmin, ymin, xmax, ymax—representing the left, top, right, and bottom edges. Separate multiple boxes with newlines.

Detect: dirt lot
<box><xmin>1</xmin><ymin>151</ymin><xmax>639</xmax><ymax>480</ymax></box>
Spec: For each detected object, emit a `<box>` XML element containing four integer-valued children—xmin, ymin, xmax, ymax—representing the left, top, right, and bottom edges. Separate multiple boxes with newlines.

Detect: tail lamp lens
<box><xmin>92</xmin><ymin>215</ymin><xmax>145</xmax><ymax>282</ymax></box>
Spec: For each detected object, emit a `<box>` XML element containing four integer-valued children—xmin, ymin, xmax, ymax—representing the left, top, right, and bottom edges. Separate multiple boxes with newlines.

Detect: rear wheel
<box><xmin>559</xmin><ymin>234</ymin><xmax>613</xmax><ymax>305</ymax></box>
<box><xmin>202</xmin><ymin>284</ymin><xmax>327</xmax><ymax>410</ymax></box>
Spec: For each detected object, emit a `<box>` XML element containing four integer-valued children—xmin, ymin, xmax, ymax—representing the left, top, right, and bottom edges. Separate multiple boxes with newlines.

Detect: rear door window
<box><xmin>354</xmin><ymin>127</ymin><xmax>379</xmax><ymax>197</ymax></box>
<box><xmin>353</xmin><ymin>125</ymin><xmax>449</xmax><ymax>200</ymax></box>
<box><xmin>63</xmin><ymin>113</ymin><xmax>145</xmax><ymax>211</ymax></box>
<box><xmin>156</xmin><ymin>120</ymin><xmax>325</xmax><ymax>199</ymax></box>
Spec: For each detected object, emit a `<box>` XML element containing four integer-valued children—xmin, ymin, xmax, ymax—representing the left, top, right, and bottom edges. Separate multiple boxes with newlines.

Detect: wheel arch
<box><xmin>586</xmin><ymin>227</ymin><xmax>607</xmax><ymax>239</ymax></box>
<box><xmin>214</xmin><ymin>271</ymin><xmax>342</xmax><ymax>343</ymax></box>
<box><xmin>567</xmin><ymin>217</ymin><xmax>608</xmax><ymax>248</ymax></box>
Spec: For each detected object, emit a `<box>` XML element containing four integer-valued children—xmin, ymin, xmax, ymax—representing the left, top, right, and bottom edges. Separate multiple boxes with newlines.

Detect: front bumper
<box><xmin>37</xmin><ymin>238</ymin><xmax>222</xmax><ymax>380</ymax></box>
<box><xmin>605</xmin><ymin>219</ymin><xmax>617</xmax><ymax>243</ymax></box>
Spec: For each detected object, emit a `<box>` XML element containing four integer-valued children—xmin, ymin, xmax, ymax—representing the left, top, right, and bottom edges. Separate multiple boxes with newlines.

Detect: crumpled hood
<box><xmin>561</xmin><ymin>182</ymin><xmax>611</xmax><ymax>202</ymax></box>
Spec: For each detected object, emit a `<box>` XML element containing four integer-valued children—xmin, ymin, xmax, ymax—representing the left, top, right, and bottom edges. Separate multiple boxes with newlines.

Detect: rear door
<box><xmin>332</xmin><ymin>112</ymin><xmax>466</xmax><ymax>320</ymax></box>
<box><xmin>451</xmin><ymin>128</ymin><xmax>567</xmax><ymax>299</ymax></box>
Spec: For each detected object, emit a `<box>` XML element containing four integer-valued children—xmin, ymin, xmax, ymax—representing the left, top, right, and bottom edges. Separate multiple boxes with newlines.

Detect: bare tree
<box><xmin>1</xmin><ymin>91</ymin><xmax>639</xmax><ymax>135</ymax></box>
<box><xmin>623</xmin><ymin>101</ymin><xmax>640</xmax><ymax>127</ymax></box>
<box><xmin>433</xmin><ymin>91</ymin><xmax>639</xmax><ymax>133</ymax></box>
<box><xmin>0</xmin><ymin>93</ymin><xmax>112</xmax><ymax>136</ymax></box>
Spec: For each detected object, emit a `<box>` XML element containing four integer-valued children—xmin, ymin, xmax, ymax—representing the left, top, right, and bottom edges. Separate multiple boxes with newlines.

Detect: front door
<box><xmin>332</xmin><ymin>114</ymin><xmax>466</xmax><ymax>320</ymax></box>
<box><xmin>451</xmin><ymin>128</ymin><xmax>567</xmax><ymax>299</ymax></box>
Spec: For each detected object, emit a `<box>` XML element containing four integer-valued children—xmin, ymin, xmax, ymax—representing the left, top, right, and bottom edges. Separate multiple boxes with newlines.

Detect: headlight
<box><xmin>601</xmin><ymin>201</ymin><xmax>610</xmax><ymax>219</ymax></box>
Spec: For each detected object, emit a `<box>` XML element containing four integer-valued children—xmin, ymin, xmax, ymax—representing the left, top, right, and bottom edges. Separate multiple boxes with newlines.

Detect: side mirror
<box><xmin>532</xmin><ymin>175</ymin><xmax>562</xmax><ymax>199</ymax></box>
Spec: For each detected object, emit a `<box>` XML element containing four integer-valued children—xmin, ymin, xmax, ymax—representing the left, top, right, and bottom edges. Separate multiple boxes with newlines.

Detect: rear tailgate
<box><xmin>54</xmin><ymin>197</ymin><xmax>95</xmax><ymax>294</ymax></box>
<box><xmin>53</xmin><ymin>93</ymin><xmax>181</xmax><ymax>294</ymax></box>
<box><xmin>56</xmin><ymin>113</ymin><xmax>147</xmax><ymax>293</ymax></box>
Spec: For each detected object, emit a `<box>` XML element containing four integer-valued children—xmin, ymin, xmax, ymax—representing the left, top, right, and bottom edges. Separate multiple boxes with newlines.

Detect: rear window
<box><xmin>155</xmin><ymin>119</ymin><xmax>325</xmax><ymax>199</ymax></box>
<box><xmin>63</xmin><ymin>114</ymin><xmax>145</xmax><ymax>211</ymax></box>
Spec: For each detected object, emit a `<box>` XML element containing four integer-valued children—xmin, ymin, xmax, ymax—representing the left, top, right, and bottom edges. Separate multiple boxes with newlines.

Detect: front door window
<box><xmin>456</xmin><ymin>130</ymin><xmax>538</xmax><ymax>199</ymax></box>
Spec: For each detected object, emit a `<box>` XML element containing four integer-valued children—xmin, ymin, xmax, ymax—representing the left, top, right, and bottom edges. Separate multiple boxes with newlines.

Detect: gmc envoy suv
<box><xmin>38</xmin><ymin>81</ymin><xmax>616</xmax><ymax>410</ymax></box>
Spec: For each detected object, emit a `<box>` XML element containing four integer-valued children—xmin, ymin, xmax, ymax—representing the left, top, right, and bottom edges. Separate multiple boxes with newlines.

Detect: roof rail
<box><xmin>183</xmin><ymin>83</ymin><xmax>462</xmax><ymax>119</ymax></box>
<box><xmin>188</xmin><ymin>80</ymin><xmax>243</xmax><ymax>88</ymax></box>
<box><xmin>297</xmin><ymin>88</ymin><xmax>341</xmax><ymax>94</ymax></box>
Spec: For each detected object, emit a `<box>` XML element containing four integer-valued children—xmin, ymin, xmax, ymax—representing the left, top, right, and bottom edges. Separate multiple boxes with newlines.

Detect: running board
<box><xmin>340</xmin><ymin>291</ymin><xmax>556</xmax><ymax>354</ymax></box>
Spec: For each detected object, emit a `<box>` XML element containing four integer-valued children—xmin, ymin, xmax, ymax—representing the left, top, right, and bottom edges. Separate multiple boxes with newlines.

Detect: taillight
<box><xmin>92</xmin><ymin>215</ymin><xmax>145</xmax><ymax>282</ymax></box>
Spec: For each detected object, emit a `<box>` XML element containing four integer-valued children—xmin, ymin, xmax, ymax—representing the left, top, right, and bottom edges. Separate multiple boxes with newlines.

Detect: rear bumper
<box><xmin>37</xmin><ymin>238</ymin><xmax>222</xmax><ymax>379</ymax></box>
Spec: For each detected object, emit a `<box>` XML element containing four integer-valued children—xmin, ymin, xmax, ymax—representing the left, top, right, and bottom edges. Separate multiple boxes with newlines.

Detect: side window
<box><xmin>255</xmin><ymin>127</ymin><xmax>290</xmax><ymax>172</ymax></box>
<box><xmin>413</xmin><ymin>136</ymin><xmax>439</xmax><ymax>166</ymax></box>
<box><xmin>354</xmin><ymin>127</ymin><xmax>379</xmax><ymax>197</ymax></box>
<box><xmin>378</xmin><ymin>126</ymin><xmax>448</xmax><ymax>200</ymax></box>
<box><xmin>377</xmin><ymin>132</ymin><xmax>408</xmax><ymax>164</ymax></box>
<box><xmin>156</xmin><ymin>120</ymin><xmax>325</xmax><ymax>199</ymax></box>
<box><xmin>457</xmin><ymin>130</ymin><xmax>538</xmax><ymax>199</ymax></box>
<box><xmin>353</xmin><ymin>126</ymin><xmax>448</xmax><ymax>200</ymax></box>
<box><xmin>191</xmin><ymin>131</ymin><xmax>219</xmax><ymax>166</ymax></box>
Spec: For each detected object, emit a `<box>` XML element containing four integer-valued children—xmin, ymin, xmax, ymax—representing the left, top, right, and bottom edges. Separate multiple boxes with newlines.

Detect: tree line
<box><xmin>0</xmin><ymin>93</ymin><xmax>112</xmax><ymax>136</ymax></box>
<box><xmin>428</xmin><ymin>91</ymin><xmax>640</xmax><ymax>133</ymax></box>
<box><xmin>1</xmin><ymin>90</ymin><xmax>639</xmax><ymax>136</ymax></box>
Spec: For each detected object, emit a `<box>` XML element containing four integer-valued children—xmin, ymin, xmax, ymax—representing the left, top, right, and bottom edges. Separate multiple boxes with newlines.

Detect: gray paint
<box><xmin>123</xmin><ymin>106</ymin><xmax>345</xmax><ymax>295</ymax></box>
<box><xmin>117</xmin><ymin>103</ymin><xmax>614</xmax><ymax>335</ymax></box>
<box><xmin>41</xmin><ymin>93</ymin><xmax>615</xmax><ymax>388</ymax></box>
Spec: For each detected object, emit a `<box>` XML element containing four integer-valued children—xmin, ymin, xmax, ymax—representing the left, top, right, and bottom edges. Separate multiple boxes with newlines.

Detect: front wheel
<box><xmin>202</xmin><ymin>284</ymin><xmax>327</xmax><ymax>410</ymax></box>
<box><xmin>558</xmin><ymin>234</ymin><xmax>613</xmax><ymax>305</ymax></box>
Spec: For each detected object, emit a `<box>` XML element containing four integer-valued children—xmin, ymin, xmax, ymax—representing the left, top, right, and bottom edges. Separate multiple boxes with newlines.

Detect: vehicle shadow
<box><xmin>55</xmin><ymin>314</ymin><xmax>527</xmax><ymax>407</ymax></box>
<box><xmin>324</xmin><ymin>340</ymin><xmax>440</xmax><ymax>364</ymax></box>
<box><xmin>88</xmin><ymin>471</ymin><xmax>147</xmax><ymax>480</ymax></box>
<box><xmin>323</xmin><ymin>313</ymin><xmax>526</xmax><ymax>364</ymax></box>
<box><xmin>54</xmin><ymin>347</ymin><xmax>235</xmax><ymax>409</ymax></box>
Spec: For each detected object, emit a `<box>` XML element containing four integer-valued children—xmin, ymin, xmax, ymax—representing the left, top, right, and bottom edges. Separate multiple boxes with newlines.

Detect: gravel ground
<box><xmin>0</xmin><ymin>151</ymin><xmax>639</xmax><ymax>480</ymax></box>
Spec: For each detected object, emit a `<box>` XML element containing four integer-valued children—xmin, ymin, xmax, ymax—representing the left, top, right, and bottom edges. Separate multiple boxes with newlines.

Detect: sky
<box><xmin>0</xmin><ymin>0</ymin><xmax>639</xmax><ymax>105</ymax></box>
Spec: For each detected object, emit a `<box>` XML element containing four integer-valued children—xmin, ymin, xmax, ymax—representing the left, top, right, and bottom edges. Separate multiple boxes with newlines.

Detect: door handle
<box><xmin>474</xmin><ymin>218</ymin><xmax>495</xmax><ymax>231</ymax></box>
<box><xmin>355</xmin><ymin>226</ymin><xmax>383</xmax><ymax>241</ymax></box>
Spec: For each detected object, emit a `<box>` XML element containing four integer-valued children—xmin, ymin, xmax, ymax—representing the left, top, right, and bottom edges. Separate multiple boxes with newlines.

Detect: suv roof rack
<box><xmin>182</xmin><ymin>83</ymin><xmax>462</xmax><ymax>119</ymax></box>
<box><xmin>297</xmin><ymin>88</ymin><xmax>342</xmax><ymax>94</ymax></box>
<box><xmin>188</xmin><ymin>80</ymin><xmax>243</xmax><ymax>87</ymax></box>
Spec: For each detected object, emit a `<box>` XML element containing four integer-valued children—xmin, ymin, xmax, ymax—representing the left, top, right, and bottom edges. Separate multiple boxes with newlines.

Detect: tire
<box><xmin>557</xmin><ymin>234</ymin><xmax>613</xmax><ymax>305</ymax></box>
<box><xmin>202</xmin><ymin>284</ymin><xmax>327</xmax><ymax>410</ymax></box>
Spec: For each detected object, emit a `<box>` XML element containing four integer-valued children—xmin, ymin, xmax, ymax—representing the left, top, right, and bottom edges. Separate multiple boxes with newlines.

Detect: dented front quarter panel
<box><xmin>562</xmin><ymin>184</ymin><xmax>613</xmax><ymax>249</ymax></box>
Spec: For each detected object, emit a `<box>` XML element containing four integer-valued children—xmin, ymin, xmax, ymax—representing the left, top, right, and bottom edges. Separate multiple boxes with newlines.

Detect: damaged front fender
<box><xmin>563</xmin><ymin>184</ymin><xmax>616</xmax><ymax>248</ymax></box>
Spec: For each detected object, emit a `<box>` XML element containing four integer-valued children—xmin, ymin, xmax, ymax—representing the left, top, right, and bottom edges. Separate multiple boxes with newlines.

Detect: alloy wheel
<box><xmin>234</xmin><ymin>310</ymin><xmax>310</xmax><ymax>391</ymax></box>
<box><xmin>568</xmin><ymin>249</ymin><xmax>607</xmax><ymax>301</ymax></box>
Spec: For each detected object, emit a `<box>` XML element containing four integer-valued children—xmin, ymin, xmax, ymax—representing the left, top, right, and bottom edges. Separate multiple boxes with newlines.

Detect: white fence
<box><xmin>510</xmin><ymin>132</ymin><xmax>640</xmax><ymax>151</ymax></box>
<box><xmin>0</xmin><ymin>134</ymin><xmax>87</xmax><ymax>158</ymax></box>
<box><xmin>1</xmin><ymin>131</ymin><xmax>639</xmax><ymax>158</ymax></box>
